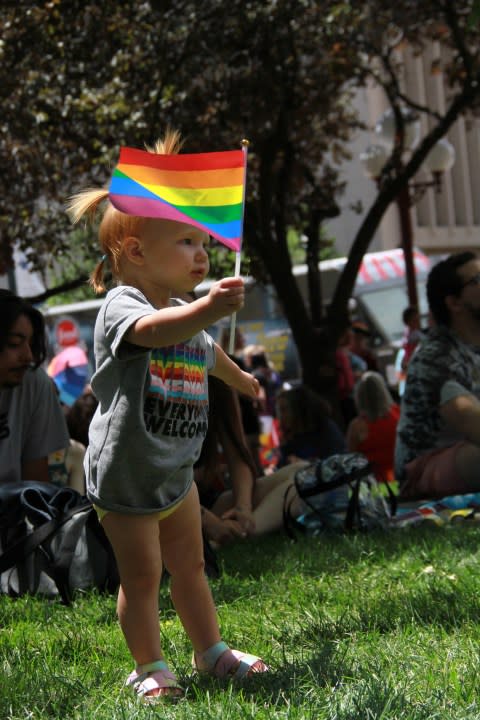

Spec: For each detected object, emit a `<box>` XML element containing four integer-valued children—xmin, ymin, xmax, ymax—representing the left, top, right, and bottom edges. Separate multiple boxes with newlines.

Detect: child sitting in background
<box><xmin>273</xmin><ymin>384</ymin><xmax>346</xmax><ymax>469</ymax></box>
<box><xmin>346</xmin><ymin>371</ymin><xmax>400</xmax><ymax>484</ymax></box>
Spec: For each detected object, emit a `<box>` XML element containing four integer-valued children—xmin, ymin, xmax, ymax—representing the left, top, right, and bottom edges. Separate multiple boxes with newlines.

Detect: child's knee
<box><xmin>121</xmin><ymin>567</ymin><xmax>161</xmax><ymax>596</ymax></box>
<box><xmin>167</xmin><ymin>550</ymin><xmax>205</xmax><ymax>581</ymax></box>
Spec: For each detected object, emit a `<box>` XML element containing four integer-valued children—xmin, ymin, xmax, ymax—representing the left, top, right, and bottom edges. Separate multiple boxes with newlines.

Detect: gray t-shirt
<box><xmin>395</xmin><ymin>325</ymin><xmax>480</xmax><ymax>481</ymax></box>
<box><xmin>0</xmin><ymin>367</ymin><xmax>70</xmax><ymax>484</ymax></box>
<box><xmin>85</xmin><ymin>286</ymin><xmax>216</xmax><ymax>514</ymax></box>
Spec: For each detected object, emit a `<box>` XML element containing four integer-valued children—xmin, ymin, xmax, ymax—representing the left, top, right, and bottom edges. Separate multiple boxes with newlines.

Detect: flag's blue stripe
<box><xmin>109</xmin><ymin>175</ymin><xmax>160</xmax><ymax>200</ymax></box>
<box><xmin>203</xmin><ymin>219</ymin><xmax>241</xmax><ymax>238</ymax></box>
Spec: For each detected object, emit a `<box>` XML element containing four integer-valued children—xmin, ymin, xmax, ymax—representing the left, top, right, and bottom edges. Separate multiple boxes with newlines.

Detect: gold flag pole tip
<box><xmin>241</xmin><ymin>139</ymin><xmax>250</xmax><ymax>147</ymax></box>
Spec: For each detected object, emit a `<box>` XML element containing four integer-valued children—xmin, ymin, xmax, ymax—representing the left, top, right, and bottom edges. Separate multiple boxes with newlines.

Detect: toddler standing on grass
<box><xmin>67</xmin><ymin>129</ymin><xmax>268</xmax><ymax>702</ymax></box>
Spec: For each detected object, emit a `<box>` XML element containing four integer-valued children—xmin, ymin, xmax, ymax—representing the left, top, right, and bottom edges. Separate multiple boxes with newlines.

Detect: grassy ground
<box><xmin>2</xmin><ymin>523</ymin><xmax>480</xmax><ymax>719</ymax></box>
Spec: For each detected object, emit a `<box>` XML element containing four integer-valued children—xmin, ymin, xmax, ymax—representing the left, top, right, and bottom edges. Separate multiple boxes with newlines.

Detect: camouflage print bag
<box><xmin>283</xmin><ymin>453</ymin><xmax>396</xmax><ymax>537</ymax></box>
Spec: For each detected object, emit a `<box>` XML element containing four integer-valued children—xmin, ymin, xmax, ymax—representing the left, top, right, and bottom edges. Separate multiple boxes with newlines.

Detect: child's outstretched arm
<box><xmin>210</xmin><ymin>344</ymin><xmax>260</xmax><ymax>399</ymax></box>
<box><xmin>125</xmin><ymin>277</ymin><xmax>245</xmax><ymax>348</ymax></box>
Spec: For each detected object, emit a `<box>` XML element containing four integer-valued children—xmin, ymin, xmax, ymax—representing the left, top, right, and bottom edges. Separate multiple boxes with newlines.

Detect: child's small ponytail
<box><xmin>66</xmin><ymin>129</ymin><xmax>183</xmax><ymax>297</ymax></box>
<box><xmin>66</xmin><ymin>188</ymin><xmax>110</xmax><ymax>295</ymax></box>
<box><xmin>66</xmin><ymin>188</ymin><xmax>109</xmax><ymax>225</ymax></box>
<box><xmin>90</xmin><ymin>255</ymin><xmax>109</xmax><ymax>295</ymax></box>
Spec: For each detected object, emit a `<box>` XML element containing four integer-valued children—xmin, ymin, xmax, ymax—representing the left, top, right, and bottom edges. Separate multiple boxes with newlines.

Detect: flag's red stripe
<box><xmin>119</xmin><ymin>147</ymin><xmax>244</xmax><ymax>172</ymax></box>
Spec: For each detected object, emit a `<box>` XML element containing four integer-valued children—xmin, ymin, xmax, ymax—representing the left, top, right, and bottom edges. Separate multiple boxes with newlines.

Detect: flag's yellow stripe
<box><xmin>140</xmin><ymin>182</ymin><xmax>243</xmax><ymax>207</ymax></box>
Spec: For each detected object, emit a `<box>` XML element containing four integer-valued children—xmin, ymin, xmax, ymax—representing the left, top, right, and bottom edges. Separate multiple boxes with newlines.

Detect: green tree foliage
<box><xmin>1</xmin><ymin>1</ymin><xmax>480</xmax><ymax>399</ymax></box>
<box><xmin>0</xmin><ymin>1</ymin><xmax>356</xmax><ymax>266</ymax></box>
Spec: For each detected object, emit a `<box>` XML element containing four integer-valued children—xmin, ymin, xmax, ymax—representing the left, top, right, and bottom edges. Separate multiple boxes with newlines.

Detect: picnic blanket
<box><xmin>392</xmin><ymin>493</ymin><xmax>480</xmax><ymax>528</ymax></box>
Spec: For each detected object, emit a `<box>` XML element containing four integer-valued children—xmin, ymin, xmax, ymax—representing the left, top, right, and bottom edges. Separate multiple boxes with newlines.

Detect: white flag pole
<box><xmin>228</xmin><ymin>139</ymin><xmax>249</xmax><ymax>356</ymax></box>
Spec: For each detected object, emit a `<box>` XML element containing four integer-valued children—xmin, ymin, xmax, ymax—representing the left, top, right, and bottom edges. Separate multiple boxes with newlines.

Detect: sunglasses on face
<box><xmin>461</xmin><ymin>272</ymin><xmax>480</xmax><ymax>289</ymax></box>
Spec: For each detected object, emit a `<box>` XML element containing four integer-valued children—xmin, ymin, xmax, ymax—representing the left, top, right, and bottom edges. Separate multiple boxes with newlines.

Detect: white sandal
<box><xmin>126</xmin><ymin>659</ymin><xmax>183</xmax><ymax>702</ymax></box>
<box><xmin>194</xmin><ymin>640</ymin><xmax>268</xmax><ymax>681</ymax></box>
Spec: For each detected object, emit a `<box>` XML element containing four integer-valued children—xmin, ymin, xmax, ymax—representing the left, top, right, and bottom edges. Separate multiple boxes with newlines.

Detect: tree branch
<box><xmin>27</xmin><ymin>275</ymin><xmax>91</xmax><ymax>305</ymax></box>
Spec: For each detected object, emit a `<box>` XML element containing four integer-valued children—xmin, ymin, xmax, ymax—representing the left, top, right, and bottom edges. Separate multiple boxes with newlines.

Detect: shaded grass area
<box><xmin>1</xmin><ymin>524</ymin><xmax>480</xmax><ymax>718</ymax></box>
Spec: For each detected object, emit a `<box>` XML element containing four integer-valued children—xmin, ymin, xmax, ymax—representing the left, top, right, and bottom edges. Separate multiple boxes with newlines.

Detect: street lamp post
<box><xmin>396</xmin><ymin>180</ymin><xmax>418</xmax><ymax>309</ymax></box>
<box><xmin>360</xmin><ymin>109</ymin><xmax>455</xmax><ymax>310</ymax></box>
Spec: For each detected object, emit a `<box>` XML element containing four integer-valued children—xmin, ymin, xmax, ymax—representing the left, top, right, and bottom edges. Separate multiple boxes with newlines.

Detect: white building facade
<box><xmin>327</xmin><ymin>44</ymin><xmax>480</xmax><ymax>258</ymax></box>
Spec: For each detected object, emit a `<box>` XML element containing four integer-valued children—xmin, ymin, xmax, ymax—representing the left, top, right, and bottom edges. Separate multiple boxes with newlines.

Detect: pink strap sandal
<box><xmin>194</xmin><ymin>640</ymin><xmax>268</xmax><ymax>681</ymax></box>
<box><xmin>126</xmin><ymin>659</ymin><xmax>183</xmax><ymax>702</ymax></box>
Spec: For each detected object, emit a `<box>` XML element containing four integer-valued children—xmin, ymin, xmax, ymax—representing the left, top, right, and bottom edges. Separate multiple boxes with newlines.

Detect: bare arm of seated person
<box><xmin>346</xmin><ymin>416</ymin><xmax>369</xmax><ymax>452</ymax></box>
<box><xmin>439</xmin><ymin>391</ymin><xmax>480</xmax><ymax>446</ymax></box>
<box><xmin>214</xmin><ymin>391</ymin><xmax>256</xmax><ymax>533</ymax></box>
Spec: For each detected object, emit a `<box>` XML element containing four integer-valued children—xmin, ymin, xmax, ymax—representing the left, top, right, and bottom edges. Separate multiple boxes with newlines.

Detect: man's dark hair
<box><xmin>427</xmin><ymin>252</ymin><xmax>477</xmax><ymax>326</ymax></box>
<box><xmin>0</xmin><ymin>289</ymin><xmax>46</xmax><ymax>368</ymax></box>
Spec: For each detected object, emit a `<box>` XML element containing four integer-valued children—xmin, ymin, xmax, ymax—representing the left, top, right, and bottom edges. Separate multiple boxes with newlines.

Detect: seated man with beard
<box><xmin>395</xmin><ymin>252</ymin><xmax>480</xmax><ymax>500</ymax></box>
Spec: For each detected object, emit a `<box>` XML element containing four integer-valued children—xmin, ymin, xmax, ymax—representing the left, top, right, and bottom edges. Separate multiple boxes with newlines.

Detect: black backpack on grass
<box><xmin>0</xmin><ymin>481</ymin><xmax>119</xmax><ymax>604</ymax></box>
<box><xmin>283</xmin><ymin>453</ymin><xmax>396</xmax><ymax>537</ymax></box>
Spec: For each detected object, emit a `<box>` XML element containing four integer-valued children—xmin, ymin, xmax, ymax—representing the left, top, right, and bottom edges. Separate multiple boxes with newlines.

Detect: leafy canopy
<box><xmin>2</xmin><ymin>1</ymin><xmax>480</xmax><ymax>395</ymax></box>
<box><xmin>0</xmin><ymin>0</ymin><xmax>359</xmax><ymax>285</ymax></box>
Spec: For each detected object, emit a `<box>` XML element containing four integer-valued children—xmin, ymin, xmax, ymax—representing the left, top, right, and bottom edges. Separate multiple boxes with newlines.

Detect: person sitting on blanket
<box><xmin>0</xmin><ymin>290</ymin><xmax>69</xmax><ymax>484</ymax></box>
<box><xmin>395</xmin><ymin>252</ymin><xmax>480</xmax><ymax>500</ymax></box>
<box><xmin>196</xmin><ymin>375</ymin><xmax>308</xmax><ymax>543</ymax></box>
<box><xmin>272</xmin><ymin>384</ymin><xmax>346</xmax><ymax>470</ymax></box>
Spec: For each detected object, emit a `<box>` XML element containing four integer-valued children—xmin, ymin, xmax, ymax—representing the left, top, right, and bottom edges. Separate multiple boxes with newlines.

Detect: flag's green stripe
<box><xmin>177</xmin><ymin>203</ymin><xmax>242</xmax><ymax>223</ymax></box>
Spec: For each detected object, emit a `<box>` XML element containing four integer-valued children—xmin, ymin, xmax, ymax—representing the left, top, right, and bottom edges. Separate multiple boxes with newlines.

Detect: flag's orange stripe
<box><xmin>117</xmin><ymin>163</ymin><xmax>244</xmax><ymax>189</ymax></box>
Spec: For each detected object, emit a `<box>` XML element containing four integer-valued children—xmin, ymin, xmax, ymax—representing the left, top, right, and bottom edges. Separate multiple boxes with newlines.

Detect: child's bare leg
<box><xmin>160</xmin><ymin>483</ymin><xmax>220</xmax><ymax>653</ymax></box>
<box><xmin>102</xmin><ymin>512</ymin><xmax>163</xmax><ymax>665</ymax></box>
<box><xmin>161</xmin><ymin>483</ymin><xmax>267</xmax><ymax>677</ymax></box>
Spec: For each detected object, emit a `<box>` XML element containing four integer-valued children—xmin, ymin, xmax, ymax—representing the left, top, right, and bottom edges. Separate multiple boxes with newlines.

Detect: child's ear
<box><xmin>123</xmin><ymin>236</ymin><xmax>144</xmax><ymax>265</ymax></box>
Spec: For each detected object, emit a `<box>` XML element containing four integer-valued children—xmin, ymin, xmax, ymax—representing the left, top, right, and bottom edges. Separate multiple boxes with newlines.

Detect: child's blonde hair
<box><xmin>66</xmin><ymin>128</ymin><xmax>184</xmax><ymax>294</ymax></box>
<box><xmin>353</xmin><ymin>371</ymin><xmax>394</xmax><ymax>421</ymax></box>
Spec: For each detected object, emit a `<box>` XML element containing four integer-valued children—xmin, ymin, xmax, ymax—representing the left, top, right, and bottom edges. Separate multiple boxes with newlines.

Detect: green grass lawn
<box><xmin>2</xmin><ymin>524</ymin><xmax>480</xmax><ymax>719</ymax></box>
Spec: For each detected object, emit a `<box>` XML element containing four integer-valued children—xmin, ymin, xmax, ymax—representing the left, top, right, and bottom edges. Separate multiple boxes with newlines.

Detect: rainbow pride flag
<box><xmin>108</xmin><ymin>146</ymin><xmax>246</xmax><ymax>252</ymax></box>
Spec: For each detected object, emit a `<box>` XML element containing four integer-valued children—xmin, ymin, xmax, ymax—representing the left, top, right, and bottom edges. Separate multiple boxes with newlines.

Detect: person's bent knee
<box><xmin>401</xmin><ymin>441</ymin><xmax>480</xmax><ymax>499</ymax></box>
<box><xmin>455</xmin><ymin>443</ymin><xmax>480</xmax><ymax>489</ymax></box>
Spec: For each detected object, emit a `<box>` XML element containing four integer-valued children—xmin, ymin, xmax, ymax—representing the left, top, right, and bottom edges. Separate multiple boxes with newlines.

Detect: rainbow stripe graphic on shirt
<box><xmin>148</xmin><ymin>345</ymin><xmax>208</xmax><ymax>402</ymax></box>
<box><xmin>144</xmin><ymin>345</ymin><xmax>208</xmax><ymax>438</ymax></box>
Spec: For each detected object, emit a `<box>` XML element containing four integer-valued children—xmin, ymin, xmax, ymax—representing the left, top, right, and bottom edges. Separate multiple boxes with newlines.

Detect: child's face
<box><xmin>139</xmin><ymin>219</ymin><xmax>210</xmax><ymax>292</ymax></box>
